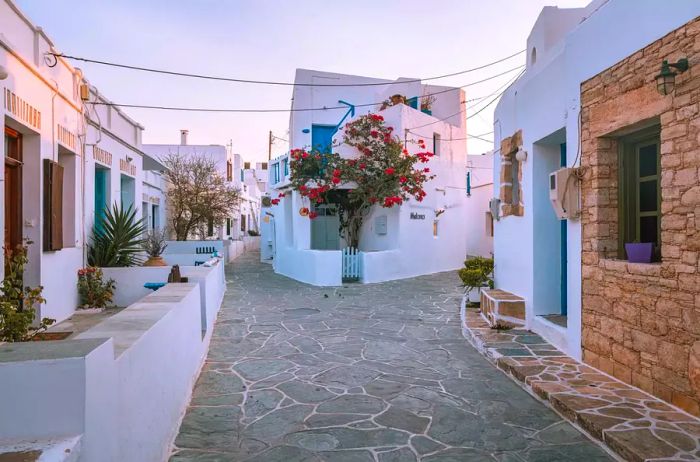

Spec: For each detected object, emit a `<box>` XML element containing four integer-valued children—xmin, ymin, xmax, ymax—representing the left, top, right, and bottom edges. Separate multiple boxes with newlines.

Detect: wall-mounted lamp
<box><xmin>515</xmin><ymin>146</ymin><xmax>528</xmax><ymax>162</ymax></box>
<box><xmin>302</xmin><ymin>128</ymin><xmax>310</xmax><ymax>134</ymax></box>
<box><xmin>656</xmin><ymin>58</ymin><xmax>689</xmax><ymax>95</ymax></box>
<box><xmin>0</xmin><ymin>65</ymin><xmax>8</xmax><ymax>80</ymax></box>
<box><xmin>126</xmin><ymin>156</ymin><xmax>134</xmax><ymax>163</ymax></box>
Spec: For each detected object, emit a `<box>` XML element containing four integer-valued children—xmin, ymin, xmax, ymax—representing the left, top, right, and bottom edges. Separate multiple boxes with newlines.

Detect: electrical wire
<box><xmin>406</xmin><ymin>67</ymin><xmax>524</xmax><ymax>132</ymax></box>
<box><xmin>51</xmin><ymin>50</ymin><xmax>525</xmax><ymax>87</ymax></box>
<box><xmin>87</xmin><ymin>65</ymin><xmax>525</xmax><ymax>114</ymax></box>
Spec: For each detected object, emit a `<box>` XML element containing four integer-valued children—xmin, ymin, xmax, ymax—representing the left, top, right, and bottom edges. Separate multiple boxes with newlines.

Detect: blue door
<box><xmin>560</xmin><ymin>143</ymin><xmax>568</xmax><ymax>316</ymax></box>
<box><xmin>311</xmin><ymin>125</ymin><xmax>336</xmax><ymax>153</ymax></box>
<box><xmin>94</xmin><ymin>168</ymin><xmax>108</xmax><ymax>231</ymax></box>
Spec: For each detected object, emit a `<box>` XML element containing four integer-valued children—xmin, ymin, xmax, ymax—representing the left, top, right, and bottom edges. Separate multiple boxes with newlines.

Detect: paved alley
<box><xmin>170</xmin><ymin>252</ymin><xmax>612</xmax><ymax>461</ymax></box>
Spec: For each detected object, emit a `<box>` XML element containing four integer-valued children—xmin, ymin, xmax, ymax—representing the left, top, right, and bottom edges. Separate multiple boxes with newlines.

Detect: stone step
<box><xmin>480</xmin><ymin>288</ymin><xmax>526</xmax><ymax>327</ymax></box>
<box><xmin>0</xmin><ymin>436</ymin><xmax>81</xmax><ymax>462</ymax></box>
<box><xmin>460</xmin><ymin>304</ymin><xmax>700</xmax><ymax>462</ymax></box>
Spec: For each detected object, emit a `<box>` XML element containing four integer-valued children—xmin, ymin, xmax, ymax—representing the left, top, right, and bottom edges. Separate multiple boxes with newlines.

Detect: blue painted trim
<box><xmin>335</xmin><ymin>100</ymin><xmax>356</xmax><ymax>131</ymax></box>
<box><xmin>560</xmin><ymin>143</ymin><xmax>568</xmax><ymax>316</ymax></box>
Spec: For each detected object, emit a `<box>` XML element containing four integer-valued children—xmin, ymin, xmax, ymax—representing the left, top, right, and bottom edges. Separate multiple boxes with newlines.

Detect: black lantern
<box><xmin>656</xmin><ymin>58</ymin><xmax>689</xmax><ymax>95</ymax></box>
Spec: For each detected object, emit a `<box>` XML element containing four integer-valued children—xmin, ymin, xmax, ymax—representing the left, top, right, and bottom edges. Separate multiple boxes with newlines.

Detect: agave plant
<box><xmin>88</xmin><ymin>203</ymin><xmax>146</xmax><ymax>267</ymax></box>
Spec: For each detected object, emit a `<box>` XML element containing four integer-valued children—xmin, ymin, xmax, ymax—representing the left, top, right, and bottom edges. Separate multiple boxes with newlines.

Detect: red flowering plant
<box><xmin>288</xmin><ymin>114</ymin><xmax>435</xmax><ymax>247</ymax></box>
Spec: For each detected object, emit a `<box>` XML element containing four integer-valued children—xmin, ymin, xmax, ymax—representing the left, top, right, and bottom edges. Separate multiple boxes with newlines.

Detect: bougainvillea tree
<box><xmin>286</xmin><ymin>113</ymin><xmax>435</xmax><ymax>248</ymax></box>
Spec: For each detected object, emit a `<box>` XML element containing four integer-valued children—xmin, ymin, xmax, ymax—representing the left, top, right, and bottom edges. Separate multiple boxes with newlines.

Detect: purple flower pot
<box><xmin>625</xmin><ymin>242</ymin><xmax>653</xmax><ymax>263</ymax></box>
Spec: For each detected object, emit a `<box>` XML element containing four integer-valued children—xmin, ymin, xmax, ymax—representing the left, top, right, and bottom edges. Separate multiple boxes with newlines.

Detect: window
<box><xmin>142</xmin><ymin>201</ymin><xmax>150</xmax><ymax>231</ymax></box>
<box><xmin>151</xmin><ymin>204</ymin><xmax>159</xmax><ymax>229</ymax></box>
<box><xmin>43</xmin><ymin>159</ymin><xmax>64</xmax><ymax>251</ymax></box>
<box><xmin>244</xmin><ymin>161</ymin><xmax>250</xmax><ymax>170</ymax></box>
<box><xmin>283</xmin><ymin>158</ymin><xmax>289</xmax><ymax>177</ymax></box>
<box><xmin>226</xmin><ymin>160</ymin><xmax>233</xmax><ymax>181</ymax></box>
<box><xmin>531</xmin><ymin>47</ymin><xmax>537</xmax><ymax>65</ymax></box>
<box><xmin>241</xmin><ymin>215</ymin><xmax>246</xmax><ymax>232</ymax></box>
<box><xmin>240</xmin><ymin>169</ymin><xmax>244</xmax><ymax>181</ymax></box>
<box><xmin>511</xmin><ymin>156</ymin><xmax>521</xmax><ymax>205</ymax></box>
<box><xmin>261</xmin><ymin>162</ymin><xmax>268</xmax><ymax>170</ymax></box>
<box><xmin>311</xmin><ymin>124</ymin><xmax>336</xmax><ymax>153</ymax></box>
<box><xmin>619</xmin><ymin>128</ymin><xmax>661</xmax><ymax>259</ymax></box>
<box><xmin>120</xmin><ymin>175</ymin><xmax>135</xmax><ymax>211</ymax></box>
<box><xmin>273</xmin><ymin>163</ymin><xmax>280</xmax><ymax>183</ymax></box>
<box><xmin>433</xmin><ymin>133</ymin><xmax>441</xmax><ymax>156</ymax></box>
<box><xmin>4</xmin><ymin>127</ymin><xmax>22</xmax><ymax>250</ymax></box>
<box><xmin>94</xmin><ymin>166</ymin><xmax>110</xmax><ymax>232</ymax></box>
<box><xmin>207</xmin><ymin>219</ymin><xmax>214</xmax><ymax>237</ymax></box>
<box><xmin>226</xmin><ymin>218</ymin><xmax>231</xmax><ymax>236</ymax></box>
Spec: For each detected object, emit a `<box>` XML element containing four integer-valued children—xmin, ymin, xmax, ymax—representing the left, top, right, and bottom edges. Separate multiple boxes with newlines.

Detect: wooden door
<box><xmin>4</xmin><ymin>127</ymin><xmax>22</xmax><ymax>251</ymax></box>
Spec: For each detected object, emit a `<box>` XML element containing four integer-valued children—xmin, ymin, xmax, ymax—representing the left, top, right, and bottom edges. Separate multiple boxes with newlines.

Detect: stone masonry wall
<box><xmin>580</xmin><ymin>18</ymin><xmax>700</xmax><ymax>416</ymax></box>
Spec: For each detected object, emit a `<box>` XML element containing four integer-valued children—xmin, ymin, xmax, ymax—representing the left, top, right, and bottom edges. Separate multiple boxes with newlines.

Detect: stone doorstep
<box><xmin>460</xmin><ymin>301</ymin><xmax>700</xmax><ymax>462</ymax></box>
<box><xmin>0</xmin><ymin>436</ymin><xmax>81</xmax><ymax>462</ymax></box>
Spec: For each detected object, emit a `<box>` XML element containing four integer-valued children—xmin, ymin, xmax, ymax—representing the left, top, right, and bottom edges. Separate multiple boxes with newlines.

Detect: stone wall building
<box><xmin>580</xmin><ymin>17</ymin><xmax>700</xmax><ymax>416</ymax></box>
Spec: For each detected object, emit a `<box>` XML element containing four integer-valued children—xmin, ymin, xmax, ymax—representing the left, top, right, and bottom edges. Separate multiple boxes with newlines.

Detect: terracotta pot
<box><xmin>144</xmin><ymin>256</ymin><xmax>167</xmax><ymax>267</ymax></box>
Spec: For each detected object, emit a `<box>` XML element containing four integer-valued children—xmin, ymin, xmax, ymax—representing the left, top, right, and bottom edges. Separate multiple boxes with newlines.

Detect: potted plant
<box><xmin>142</xmin><ymin>229</ymin><xmax>168</xmax><ymax>266</ymax></box>
<box><xmin>458</xmin><ymin>256</ymin><xmax>494</xmax><ymax>305</ymax></box>
<box><xmin>421</xmin><ymin>94</ymin><xmax>436</xmax><ymax>115</ymax></box>
<box><xmin>77</xmin><ymin>267</ymin><xmax>116</xmax><ymax>312</ymax></box>
<box><xmin>625</xmin><ymin>241</ymin><xmax>653</xmax><ymax>263</ymax></box>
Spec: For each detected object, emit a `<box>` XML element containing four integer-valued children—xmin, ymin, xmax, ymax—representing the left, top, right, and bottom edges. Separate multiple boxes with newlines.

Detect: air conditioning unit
<box><xmin>549</xmin><ymin>167</ymin><xmax>580</xmax><ymax>219</ymax></box>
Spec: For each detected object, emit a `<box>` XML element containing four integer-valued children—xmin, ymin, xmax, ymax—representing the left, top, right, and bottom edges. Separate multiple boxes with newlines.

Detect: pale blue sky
<box><xmin>17</xmin><ymin>0</ymin><xmax>589</xmax><ymax>161</ymax></box>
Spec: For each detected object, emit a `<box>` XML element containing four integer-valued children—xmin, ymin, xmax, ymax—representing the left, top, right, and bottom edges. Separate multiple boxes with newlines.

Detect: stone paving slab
<box><xmin>461</xmin><ymin>305</ymin><xmax>700</xmax><ymax>462</ymax></box>
<box><xmin>170</xmin><ymin>252</ymin><xmax>613</xmax><ymax>461</ymax></box>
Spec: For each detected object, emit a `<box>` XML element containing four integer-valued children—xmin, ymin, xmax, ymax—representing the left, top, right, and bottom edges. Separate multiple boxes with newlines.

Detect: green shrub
<box><xmin>88</xmin><ymin>203</ymin><xmax>146</xmax><ymax>267</ymax></box>
<box><xmin>0</xmin><ymin>241</ymin><xmax>53</xmax><ymax>342</ymax></box>
<box><xmin>458</xmin><ymin>256</ymin><xmax>494</xmax><ymax>295</ymax></box>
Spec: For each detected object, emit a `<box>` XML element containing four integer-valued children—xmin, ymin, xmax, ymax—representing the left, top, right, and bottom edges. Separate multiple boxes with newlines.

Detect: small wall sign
<box><xmin>410</xmin><ymin>212</ymin><xmax>426</xmax><ymax>220</ymax></box>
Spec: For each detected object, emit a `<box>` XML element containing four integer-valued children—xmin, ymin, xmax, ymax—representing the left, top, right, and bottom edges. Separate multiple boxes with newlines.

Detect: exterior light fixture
<box><xmin>656</xmin><ymin>58</ymin><xmax>689</xmax><ymax>95</ymax></box>
<box><xmin>515</xmin><ymin>146</ymin><xmax>528</xmax><ymax>162</ymax></box>
<box><xmin>0</xmin><ymin>65</ymin><xmax>8</xmax><ymax>80</ymax></box>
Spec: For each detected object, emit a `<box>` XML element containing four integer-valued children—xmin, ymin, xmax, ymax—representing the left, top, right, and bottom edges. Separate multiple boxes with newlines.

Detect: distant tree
<box><xmin>163</xmin><ymin>153</ymin><xmax>240</xmax><ymax>241</ymax></box>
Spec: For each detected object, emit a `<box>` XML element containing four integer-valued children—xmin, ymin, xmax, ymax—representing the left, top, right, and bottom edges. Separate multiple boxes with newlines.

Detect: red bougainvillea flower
<box><xmin>399</xmin><ymin>176</ymin><xmax>407</xmax><ymax>183</ymax></box>
<box><xmin>302</xmin><ymin>152</ymin><xmax>309</xmax><ymax>159</ymax></box>
<box><xmin>332</xmin><ymin>169</ymin><xmax>341</xmax><ymax>177</ymax></box>
<box><xmin>308</xmin><ymin>211</ymin><xmax>318</xmax><ymax>219</ymax></box>
<box><xmin>271</xmin><ymin>199</ymin><xmax>280</xmax><ymax>205</ymax></box>
<box><xmin>278</xmin><ymin>193</ymin><xmax>285</xmax><ymax>198</ymax></box>
<box><xmin>359</xmin><ymin>163</ymin><xmax>366</xmax><ymax>169</ymax></box>
<box><xmin>384</xmin><ymin>167</ymin><xmax>395</xmax><ymax>175</ymax></box>
<box><xmin>331</xmin><ymin>177</ymin><xmax>341</xmax><ymax>184</ymax></box>
<box><xmin>423</xmin><ymin>168</ymin><xmax>430</xmax><ymax>173</ymax></box>
<box><xmin>370</xmin><ymin>130</ymin><xmax>379</xmax><ymax>138</ymax></box>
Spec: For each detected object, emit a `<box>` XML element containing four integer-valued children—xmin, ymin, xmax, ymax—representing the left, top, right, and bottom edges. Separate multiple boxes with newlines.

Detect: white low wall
<box><xmin>182</xmin><ymin>262</ymin><xmax>225</xmax><ymax>335</ymax></box>
<box><xmin>275</xmin><ymin>247</ymin><xmax>342</xmax><ymax>286</ymax></box>
<box><xmin>0</xmin><ymin>265</ymin><xmax>226</xmax><ymax>461</ymax></box>
<box><xmin>101</xmin><ymin>267</ymin><xmax>172</xmax><ymax>307</ymax></box>
<box><xmin>225</xmin><ymin>236</ymin><xmax>261</xmax><ymax>263</ymax></box>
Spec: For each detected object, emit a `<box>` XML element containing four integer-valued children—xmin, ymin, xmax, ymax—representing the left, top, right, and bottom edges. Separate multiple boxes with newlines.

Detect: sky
<box><xmin>17</xmin><ymin>0</ymin><xmax>590</xmax><ymax>162</ymax></box>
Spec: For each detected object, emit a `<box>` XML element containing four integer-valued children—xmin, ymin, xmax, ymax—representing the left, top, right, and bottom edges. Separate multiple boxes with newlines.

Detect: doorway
<box><xmin>4</xmin><ymin>127</ymin><xmax>22</xmax><ymax>251</ymax></box>
<box><xmin>94</xmin><ymin>166</ymin><xmax>110</xmax><ymax>231</ymax></box>
<box><xmin>533</xmin><ymin>130</ymin><xmax>567</xmax><ymax>327</ymax></box>
<box><xmin>311</xmin><ymin>205</ymin><xmax>340</xmax><ymax>250</ymax></box>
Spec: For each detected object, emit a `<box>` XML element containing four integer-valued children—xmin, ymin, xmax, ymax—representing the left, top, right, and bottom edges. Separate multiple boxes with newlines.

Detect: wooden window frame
<box><xmin>617</xmin><ymin>126</ymin><xmax>661</xmax><ymax>260</ymax></box>
<box><xmin>4</xmin><ymin>127</ymin><xmax>23</xmax><ymax>251</ymax></box>
<box><xmin>43</xmin><ymin>159</ymin><xmax>64</xmax><ymax>251</ymax></box>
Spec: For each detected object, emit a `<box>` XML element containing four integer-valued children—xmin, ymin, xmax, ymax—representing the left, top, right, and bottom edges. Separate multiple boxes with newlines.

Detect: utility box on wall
<box><xmin>549</xmin><ymin>167</ymin><xmax>580</xmax><ymax>219</ymax></box>
<box><xmin>374</xmin><ymin>215</ymin><xmax>387</xmax><ymax>235</ymax></box>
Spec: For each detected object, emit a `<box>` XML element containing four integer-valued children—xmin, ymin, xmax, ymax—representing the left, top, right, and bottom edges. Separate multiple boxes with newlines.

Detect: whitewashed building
<box><xmin>266</xmin><ymin>69</ymin><xmax>475</xmax><ymax>286</ymax></box>
<box><xmin>465</xmin><ymin>152</ymin><xmax>494</xmax><ymax>258</ymax></box>
<box><xmin>143</xmin><ymin>133</ymin><xmax>265</xmax><ymax>242</ymax></box>
<box><xmin>0</xmin><ymin>0</ymin><xmax>165</xmax><ymax>324</ymax></box>
<box><xmin>490</xmin><ymin>0</ymin><xmax>700</xmax><ymax>358</ymax></box>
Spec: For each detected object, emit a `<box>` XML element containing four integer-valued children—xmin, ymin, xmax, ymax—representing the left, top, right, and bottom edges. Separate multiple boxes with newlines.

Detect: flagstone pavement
<box><xmin>170</xmin><ymin>252</ymin><xmax>613</xmax><ymax>461</ymax></box>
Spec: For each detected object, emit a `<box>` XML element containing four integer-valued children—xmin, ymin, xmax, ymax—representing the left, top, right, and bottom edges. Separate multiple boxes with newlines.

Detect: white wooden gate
<box><xmin>342</xmin><ymin>247</ymin><xmax>361</xmax><ymax>282</ymax></box>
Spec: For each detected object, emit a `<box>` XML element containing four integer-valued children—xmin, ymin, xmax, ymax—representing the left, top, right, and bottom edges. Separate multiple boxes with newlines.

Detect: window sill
<box><xmin>600</xmin><ymin>258</ymin><xmax>662</xmax><ymax>276</ymax></box>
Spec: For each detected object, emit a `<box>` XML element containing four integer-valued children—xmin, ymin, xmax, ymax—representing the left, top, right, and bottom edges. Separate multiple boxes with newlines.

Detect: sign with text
<box><xmin>410</xmin><ymin>212</ymin><xmax>426</xmax><ymax>220</ymax></box>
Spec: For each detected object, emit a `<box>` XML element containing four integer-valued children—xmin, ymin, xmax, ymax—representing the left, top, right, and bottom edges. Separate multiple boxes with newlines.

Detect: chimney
<box><xmin>180</xmin><ymin>129</ymin><xmax>188</xmax><ymax>145</ymax></box>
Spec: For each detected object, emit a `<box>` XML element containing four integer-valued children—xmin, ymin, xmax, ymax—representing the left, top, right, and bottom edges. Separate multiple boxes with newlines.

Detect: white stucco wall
<box><xmin>492</xmin><ymin>0</ymin><xmax>700</xmax><ymax>358</ymax></box>
<box><xmin>0</xmin><ymin>270</ymin><xmax>225</xmax><ymax>461</ymax></box>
